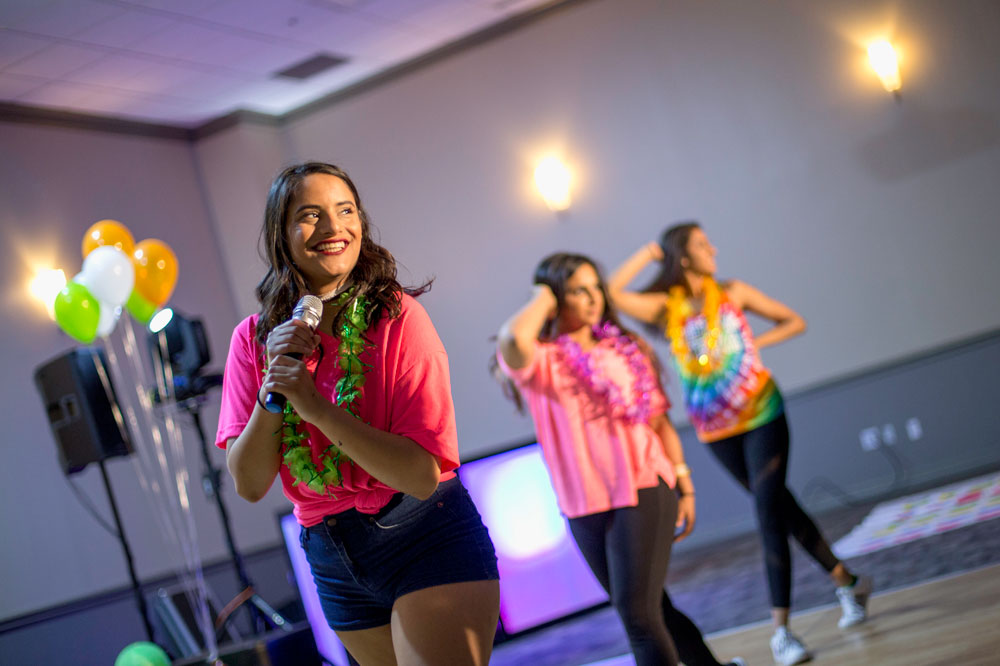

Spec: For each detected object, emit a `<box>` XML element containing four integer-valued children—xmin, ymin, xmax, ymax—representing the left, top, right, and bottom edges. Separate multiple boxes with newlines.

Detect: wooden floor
<box><xmin>704</xmin><ymin>564</ymin><xmax>1000</xmax><ymax>666</ymax></box>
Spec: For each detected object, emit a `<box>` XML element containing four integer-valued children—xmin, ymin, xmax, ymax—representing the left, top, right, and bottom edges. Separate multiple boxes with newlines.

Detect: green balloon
<box><xmin>54</xmin><ymin>281</ymin><xmax>100</xmax><ymax>343</ymax></box>
<box><xmin>114</xmin><ymin>641</ymin><xmax>171</xmax><ymax>666</ymax></box>
<box><xmin>126</xmin><ymin>289</ymin><xmax>157</xmax><ymax>324</ymax></box>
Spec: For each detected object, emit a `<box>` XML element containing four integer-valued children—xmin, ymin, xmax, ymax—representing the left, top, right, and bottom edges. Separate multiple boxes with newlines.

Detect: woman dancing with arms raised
<box><xmin>609</xmin><ymin>222</ymin><xmax>871</xmax><ymax>665</ymax></box>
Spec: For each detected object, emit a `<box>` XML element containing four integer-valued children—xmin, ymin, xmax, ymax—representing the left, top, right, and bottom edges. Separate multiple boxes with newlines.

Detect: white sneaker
<box><xmin>836</xmin><ymin>575</ymin><xmax>873</xmax><ymax>629</ymax></box>
<box><xmin>770</xmin><ymin>626</ymin><xmax>811</xmax><ymax>665</ymax></box>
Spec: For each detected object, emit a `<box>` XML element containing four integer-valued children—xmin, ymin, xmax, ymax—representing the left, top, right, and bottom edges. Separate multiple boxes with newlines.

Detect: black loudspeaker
<box><xmin>34</xmin><ymin>347</ymin><xmax>133</xmax><ymax>475</ymax></box>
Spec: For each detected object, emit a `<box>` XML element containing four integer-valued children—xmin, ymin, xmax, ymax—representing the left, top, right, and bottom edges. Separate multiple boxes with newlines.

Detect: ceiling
<box><xmin>0</xmin><ymin>0</ymin><xmax>557</xmax><ymax>130</ymax></box>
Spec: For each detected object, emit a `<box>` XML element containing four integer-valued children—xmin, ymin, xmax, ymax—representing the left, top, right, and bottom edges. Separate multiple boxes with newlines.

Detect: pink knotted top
<box><xmin>497</xmin><ymin>338</ymin><xmax>676</xmax><ymax>518</ymax></box>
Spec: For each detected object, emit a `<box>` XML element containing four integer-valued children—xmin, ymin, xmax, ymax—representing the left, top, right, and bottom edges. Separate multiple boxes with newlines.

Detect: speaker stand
<box><xmin>99</xmin><ymin>458</ymin><xmax>155</xmax><ymax>641</ymax></box>
<box><xmin>184</xmin><ymin>395</ymin><xmax>290</xmax><ymax>636</ymax></box>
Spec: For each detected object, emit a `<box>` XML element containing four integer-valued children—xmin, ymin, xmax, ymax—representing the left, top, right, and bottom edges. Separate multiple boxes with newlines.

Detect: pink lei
<box><xmin>556</xmin><ymin>322</ymin><xmax>657</xmax><ymax>424</ymax></box>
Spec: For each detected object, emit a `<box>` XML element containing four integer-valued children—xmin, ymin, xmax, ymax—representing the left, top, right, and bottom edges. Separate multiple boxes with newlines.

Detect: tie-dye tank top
<box><xmin>669</xmin><ymin>292</ymin><xmax>784</xmax><ymax>442</ymax></box>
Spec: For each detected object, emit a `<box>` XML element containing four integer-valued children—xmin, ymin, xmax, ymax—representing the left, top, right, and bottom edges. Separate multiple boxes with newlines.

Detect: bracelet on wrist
<box><xmin>674</xmin><ymin>463</ymin><xmax>691</xmax><ymax>477</ymax></box>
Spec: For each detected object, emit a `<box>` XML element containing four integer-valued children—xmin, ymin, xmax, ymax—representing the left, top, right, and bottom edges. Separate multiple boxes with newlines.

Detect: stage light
<box><xmin>149</xmin><ymin>311</ymin><xmax>210</xmax><ymax>379</ymax></box>
<box><xmin>457</xmin><ymin>443</ymin><xmax>608</xmax><ymax>634</ymax></box>
<box><xmin>148</xmin><ymin>308</ymin><xmax>174</xmax><ymax>334</ymax></box>
<box><xmin>29</xmin><ymin>268</ymin><xmax>66</xmax><ymax>318</ymax></box>
<box><xmin>480</xmin><ymin>452</ymin><xmax>567</xmax><ymax>560</ymax></box>
<box><xmin>534</xmin><ymin>157</ymin><xmax>572</xmax><ymax>212</ymax></box>
<box><xmin>148</xmin><ymin>310</ymin><xmax>221</xmax><ymax>402</ymax></box>
<box><xmin>868</xmin><ymin>40</ymin><xmax>902</xmax><ymax>96</ymax></box>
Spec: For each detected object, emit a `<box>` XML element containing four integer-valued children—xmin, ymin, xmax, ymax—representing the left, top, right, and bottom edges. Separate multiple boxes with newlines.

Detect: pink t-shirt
<box><xmin>497</xmin><ymin>339</ymin><xmax>676</xmax><ymax>518</ymax></box>
<box><xmin>216</xmin><ymin>294</ymin><xmax>459</xmax><ymax>527</ymax></box>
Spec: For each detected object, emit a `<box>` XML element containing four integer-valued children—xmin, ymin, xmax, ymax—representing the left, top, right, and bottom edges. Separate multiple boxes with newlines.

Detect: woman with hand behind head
<box><xmin>495</xmin><ymin>252</ymin><xmax>745</xmax><ymax>666</ymax></box>
<box><xmin>217</xmin><ymin>163</ymin><xmax>499</xmax><ymax>665</ymax></box>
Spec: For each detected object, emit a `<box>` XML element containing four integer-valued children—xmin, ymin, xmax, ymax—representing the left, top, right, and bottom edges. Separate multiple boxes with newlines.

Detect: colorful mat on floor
<box><xmin>833</xmin><ymin>471</ymin><xmax>1000</xmax><ymax>559</ymax></box>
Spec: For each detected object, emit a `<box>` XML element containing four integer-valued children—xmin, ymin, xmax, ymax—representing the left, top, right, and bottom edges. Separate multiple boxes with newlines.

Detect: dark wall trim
<box><xmin>0</xmin><ymin>101</ymin><xmax>194</xmax><ymax>141</ymax></box>
<box><xmin>0</xmin><ymin>540</ymin><xmax>284</xmax><ymax>634</ymax></box>
<box><xmin>0</xmin><ymin>0</ymin><xmax>591</xmax><ymax>142</ymax></box>
<box><xmin>789</xmin><ymin>326</ymin><xmax>1000</xmax><ymax>400</ymax></box>
<box><xmin>189</xmin><ymin>109</ymin><xmax>283</xmax><ymax>141</ymax></box>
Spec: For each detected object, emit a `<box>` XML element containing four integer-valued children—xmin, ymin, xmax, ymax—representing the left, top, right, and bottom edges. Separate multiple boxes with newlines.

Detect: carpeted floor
<box><xmin>489</xmin><ymin>487</ymin><xmax>1000</xmax><ymax>666</ymax></box>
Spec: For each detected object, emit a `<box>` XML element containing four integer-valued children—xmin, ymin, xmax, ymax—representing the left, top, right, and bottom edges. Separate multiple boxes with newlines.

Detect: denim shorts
<box><xmin>300</xmin><ymin>476</ymin><xmax>499</xmax><ymax>631</ymax></box>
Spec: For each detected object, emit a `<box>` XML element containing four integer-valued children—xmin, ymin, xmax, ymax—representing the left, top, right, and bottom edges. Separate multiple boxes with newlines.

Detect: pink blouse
<box><xmin>497</xmin><ymin>339</ymin><xmax>676</xmax><ymax>518</ymax></box>
<box><xmin>216</xmin><ymin>295</ymin><xmax>459</xmax><ymax>527</ymax></box>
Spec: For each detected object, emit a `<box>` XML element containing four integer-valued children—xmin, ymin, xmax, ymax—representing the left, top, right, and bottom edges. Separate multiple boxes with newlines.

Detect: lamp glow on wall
<box><xmin>868</xmin><ymin>40</ymin><xmax>902</xmax><ymax>99</ymax></box>
<box><xmin>29</xmin><ymin>268</ymin><xmax>67</xmax><ymax>318</ymax></box>
<box><xmin>534</xmin><ymin>157</ymin><xmax>572</xmax><ymax>212</ymax></box>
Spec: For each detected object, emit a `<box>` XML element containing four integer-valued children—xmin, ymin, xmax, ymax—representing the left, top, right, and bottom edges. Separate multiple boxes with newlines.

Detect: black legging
<box><xmin>707</xmin><ymin>413</ymin><xmax>840</xmax><ymax>608</ymax></box>
<box><xmin>568</xmin><ymin>481</ymin><xmax>728</xmax><ymax>666</ymax></box>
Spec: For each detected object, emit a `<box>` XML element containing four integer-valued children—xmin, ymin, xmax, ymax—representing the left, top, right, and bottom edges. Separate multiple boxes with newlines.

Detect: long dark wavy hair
<box><xmin>493</xmin><ymin>252</ymin><xmax>665</xmax><ymax>412</ymax></box>
<box><xmin>642</xmin><ymin>221</ymin><xmax>702</xmax><ymax>295</ymax></box>
<box><xmin>254</xmin><ymin>162</ymin><xmax>430</xmax><ymax>346</ymax></box>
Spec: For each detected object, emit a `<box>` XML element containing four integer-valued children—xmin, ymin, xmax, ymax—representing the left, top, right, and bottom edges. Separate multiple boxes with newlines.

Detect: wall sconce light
<box><xmin>534</xmin><ymin>157</ymin><xmax>572</xmax><ymax>212</ymax></box>
<box><xmin>29</xmin><ymin>268</ymin><xmax>67</xmax><ymax>318</ymax></box>
<box><xmin>868</xmin><ymin>40</ymin><xmax>902</xmax><ymax>100</ymax></box>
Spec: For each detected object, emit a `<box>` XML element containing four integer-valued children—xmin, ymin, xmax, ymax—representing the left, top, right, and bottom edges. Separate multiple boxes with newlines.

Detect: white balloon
<box><xmin>95</xmin><ymin>300</ymin><xmax>121</xmax><ymax>337</ymax></box>
<box><xmin>80</xmin><ymin>245</ymin><xmax>135</xmax><ymax>307</ymax></box>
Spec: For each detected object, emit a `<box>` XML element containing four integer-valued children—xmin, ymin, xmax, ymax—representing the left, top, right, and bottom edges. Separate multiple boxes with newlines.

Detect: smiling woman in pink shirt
<box><xmin>217</xmin><ymin>162</ymin><xmax>498</xmax><ymax>666</ymax></box>
<box><xmin>495</xmin><ymin>252</ymin><xmax>744</xmax><ymax>666</ymax></box>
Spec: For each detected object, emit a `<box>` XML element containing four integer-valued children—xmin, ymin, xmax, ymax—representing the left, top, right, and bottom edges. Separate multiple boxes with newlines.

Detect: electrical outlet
<box><xmin>882</xmin><ymin>423</ymin><xmax>898</xmax><ymax>445</ymax></box>
<box><xmin>859</xmin><ymin>426</ymin><xmax>880</xmax><ymax>451</ymax></box>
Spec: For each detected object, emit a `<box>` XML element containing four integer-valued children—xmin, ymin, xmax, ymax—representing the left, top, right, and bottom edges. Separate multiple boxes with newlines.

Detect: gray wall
<box><xmin>2</xmin><ymin>0</ymin><xmax>999</xmax><ymax>650</ymax></box>
<box><xmin>204</xmin><ymin>0</ymin><xmax>1000</xmax><ymax>454</ymax></box>
<box><xmin>0</xmin><ymin>121</ymin><xmax>245</xmax><ymax>620</ymax></box>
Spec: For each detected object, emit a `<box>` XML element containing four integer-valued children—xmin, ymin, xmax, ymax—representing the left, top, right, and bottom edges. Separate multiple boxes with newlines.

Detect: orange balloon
<box><xmin>132</xmin><ymin>239</ymin><xmax>178</xmax><ymax>306</ymax></box>
<box><xmin>82</xmin><ymin>219</ymin><xmax>135</xmax><ymax>259</ymax></box>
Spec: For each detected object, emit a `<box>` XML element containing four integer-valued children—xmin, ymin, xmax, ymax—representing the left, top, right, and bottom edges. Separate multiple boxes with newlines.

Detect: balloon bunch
<box><xmin>54</xmin><ymin>220</ymin><xmax>178</xmax><ymax>343</ymax></box>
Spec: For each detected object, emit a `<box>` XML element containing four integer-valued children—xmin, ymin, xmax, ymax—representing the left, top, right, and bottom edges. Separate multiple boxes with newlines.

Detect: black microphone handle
<box><xmin>262</xmin><ymin>352</ymin><xmax>303</xmax><ymax>413</ymax></box>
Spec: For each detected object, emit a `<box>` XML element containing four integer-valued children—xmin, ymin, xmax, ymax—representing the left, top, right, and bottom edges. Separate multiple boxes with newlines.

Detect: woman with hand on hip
<box><xmin>609</xmin><ymin>222</ymin><xmax>871</xmax><ymax>666</ymax></box>
<box><xmin>495</xmin><ymin>252</ymin><xmax>744</xmax><ymax>666</ymax></box>
<box><xmin>217</xmin><ymin>162</ymin><xmax>499</xmax><ymax>665</ymax></box>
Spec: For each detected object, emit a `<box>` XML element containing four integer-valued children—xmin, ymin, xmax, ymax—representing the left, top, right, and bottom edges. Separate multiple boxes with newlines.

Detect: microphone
<box><xmin>263</xmin><ymin>295</ymin><xmax>324</xmax><ymax>413</ymax></box>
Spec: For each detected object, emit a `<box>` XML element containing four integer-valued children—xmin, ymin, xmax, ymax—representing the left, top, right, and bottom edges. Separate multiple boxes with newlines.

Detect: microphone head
<box><xmin>292</xmin><ymin>295</ymin><xmax>323</xmax><ymax>330</ymax></box>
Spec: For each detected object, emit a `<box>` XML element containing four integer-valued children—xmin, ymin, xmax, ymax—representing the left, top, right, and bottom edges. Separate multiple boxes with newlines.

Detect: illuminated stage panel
<box><xmin>279</xmin><ymin>513</ymin><xmax>351</xmax><ymax>666</ymax></box>
<box><xmin>458</xmin><ymin>443</ymin><xmax>608</xmax><ymax>634</ymax></box>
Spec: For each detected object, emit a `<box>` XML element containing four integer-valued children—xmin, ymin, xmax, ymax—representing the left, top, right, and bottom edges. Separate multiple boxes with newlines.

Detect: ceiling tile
<box><xmin>128</xmin><ymin>22</ymin><xmax>308</xmax><ymax>74</ymax></box>
<box><xmin>0</xmin><ymin>0</ymin><xmax>554</xmax><ymax>125</ymax></box>
<box><xmin>0</xmin><ymin>0</ymin><xmax>58</xmax><ymax>25</ymax></box>
<box><xmin>70</xmin><ymin>8</ymin><xmax>177</xmax><ymax>49</ymax></box>
<box><xmin>130</xmin><ymin>63</ymin><xmax>249</xmax><ymax>101</ymax></box>
<box><xmin>9</xmin><ymin>0</ymin><xmax>127</xmax><ymax>40</ymax></box>
<box><xmin>17</xmin><ymin>80</ymin><xmax>96</xmax><ymax>108</ymax></box>
<box><xmin>361</xmin><ymin>0</ymin><xmax>484</xmax><ymax>30</ymax></box>
<box><xmin>0</xmin><ymin>72</ymin><xmax>47</xmax><ymax>99</ymax></box>
<box><xmin>200</xmin><ymin>0</ymin><xmax>389</xmax><ymax>55</ymax></box>
<box><xmin>4</xmin><ymin>43</ymin><xmax>107</xmax><ymax>79</ymax></box>
<box><xmin>107</xmin><ymin>0</ymin><xmax>231</xmax><ymax>18</ymax></box>
<box><xmin>0</xmin><ymin>29</ymin><xmax>53</xmax><ymax>69</ymax></box>
<box><xmin>68</xmin><ymin>53</ymin><xmax>164</xmax><ymax>88</ymax></box>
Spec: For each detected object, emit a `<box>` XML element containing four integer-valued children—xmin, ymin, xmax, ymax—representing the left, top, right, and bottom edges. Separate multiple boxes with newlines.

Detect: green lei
<box><xmin>266</xmin><ymin>290</ymin><xmax>372</xmax><ymax>495</ymax></box>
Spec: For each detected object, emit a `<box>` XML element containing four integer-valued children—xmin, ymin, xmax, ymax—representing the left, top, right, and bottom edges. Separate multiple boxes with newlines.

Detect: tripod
<box><xmin>178</xmin><ymin>382</ymin><xmax>291</xmax><ymax>638</ymax></box>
